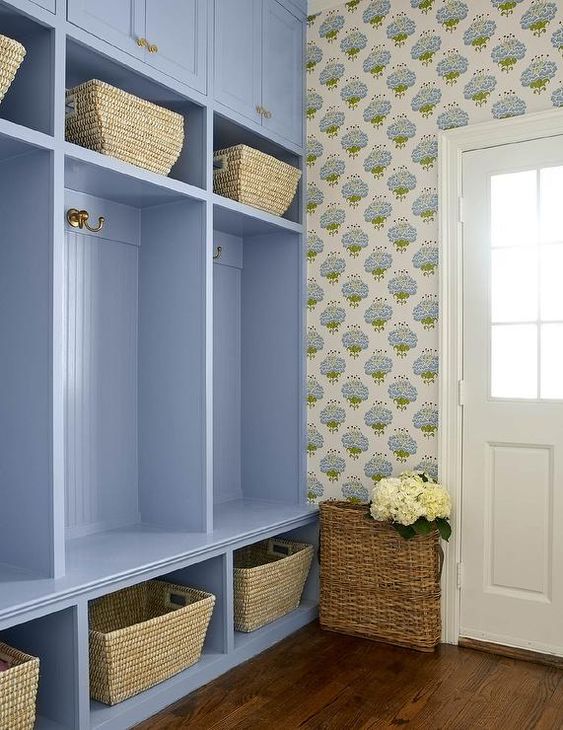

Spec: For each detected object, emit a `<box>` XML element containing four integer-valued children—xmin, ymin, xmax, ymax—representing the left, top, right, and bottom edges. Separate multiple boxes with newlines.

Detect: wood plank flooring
<box><xmin>136</xmin><ymin>622</ymin><xmax>563</xmax><ymax>729</ymax></box>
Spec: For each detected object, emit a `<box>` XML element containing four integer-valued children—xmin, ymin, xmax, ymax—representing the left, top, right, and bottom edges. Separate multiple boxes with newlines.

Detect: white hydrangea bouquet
<box><xmin>369</xmin><ymin>470</ymin><xmax>452</xmax><ymax>541</ymax></box>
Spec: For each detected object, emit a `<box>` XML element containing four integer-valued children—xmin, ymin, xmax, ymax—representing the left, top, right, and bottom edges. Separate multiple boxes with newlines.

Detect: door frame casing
<box><xmin>438</xmin><ymin>109</ymin><xmax>563</xmax><ymax>645</ymax></box>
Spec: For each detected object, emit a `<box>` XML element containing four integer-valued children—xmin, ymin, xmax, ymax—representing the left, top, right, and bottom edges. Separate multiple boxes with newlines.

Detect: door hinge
<box><xmin>457</xmin><ymin>562</ymin><xmax>463</xmax><ymax>590</ymax></box>
<box><xmin>458</xmin><ymin>379</ymin><xmax>465</xmax><ymax>407</ymax></box>
<box><xmin>458</xmin><ymin>196</ymin><xmax>464</xmax><ymax>224</ymax></box>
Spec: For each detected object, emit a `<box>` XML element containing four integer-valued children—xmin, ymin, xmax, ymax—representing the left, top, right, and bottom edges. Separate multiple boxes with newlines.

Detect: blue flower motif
<box><xmin>364</xmin><ymin>96</ymin><xmax>392</xmax><ymax>127</ymax></box>
<box><xmin>320</xmin><ymin>402</ymin><xmax>346</xmax><ymax>433</ymax></box>
<box><xmin>364</xmin><ymin>454</ymin><xmax>393</xmax><ymax>482</ymax></box>
<box><xmin>342</xmin><ymin>275</ymin><xmax>369</xmax><ymax>307</ymax></box>
<box><xmin>411</xmin><ymin>32</ymin><xmax>441</xmax><ymax>64</ymax></box>
<box><xmin>321</xmin><ymin>255</ymin><xmax>346</xmax><ymax>284</ymax></box>
<box><xmin>387</xmin><ymin>167</ymin><xmax>417</xmax><ymax>200</ymax></box>
<box><xmin>307</xmin><ymin>474</ymin><xmax>324</xmax><ymax>503</ymax></box>
<box><xmin>437</xmin><ymin>104</ymin><xmax>469</xmax><ymax>130</ymax></box>
<box><xmin>320</xmin><ymin>154</ymin><xmax>346</xmax><ymax>186</ymax></box>
<box><xmin>364</xmin><ymin>298</ymin><xmax>394</xmax><ymax>331</ymax></box>
<box><xmin>413</xmin><ymin>244</ymin><xmax>439</xmax><ymax>275</ymax></box>
<box><xmin>365</xmin><ymin>403</ymin><xmax>394</xmax><ymax>435</ymax></box>
<box><xmin>521</xmin><ymin>1</ymin><xmax>557</xmax><ymax>37</ymax></box>
<box><xmin>341</xmin><ymin>77</ymin><xmax>368</xmax><ymax>108</ymax></box>
<box><xmin>412</xmin><ymin>188</ymin><xmax>439</xmax><ymax>223</ymax></box>
<box><xmin>307</xmin><ymin>376</ymin><xmax>324</xmax><ymax>407</ymax></box>
<box><xmin>436</xmin><ymin>0</ymin><xmax>468</xmax><ymax>31</ymax></box>
<box><xmin>363</xmin><ymin>0</ymin><xmax>391</xmax><ymax>28</ymax></box>
<box><xmin>388</xmin><ymin>323</ymin><xmax>418</xmax><ymax>357</ymax></box>
<box><xmin>342</xmin><ymin>428</ymin><xmax>370</xmax><ymax>460</ymax></box>
<box><xmin>411</xmin><ymin>83</ymin><xmax>442</xmax><ymax>116</ymax></box>
<box><xmin>463</xmin><ymin>14</ymin><xmax>497</xmax><ymax>51</ymax></box>
<box><xmin>387</xmin><ymin>14</ymin><xmax>416</xmax><ymax>46</ymax></box>
<box><xmin>341</xmin><ymin>175</ymin><xmax>369</xmax><ymax>207</ymax></box>
<box><xmin>365</xmin><ymin>351</ymin><xmax>393</xmax><ymax>383</ymax></box>
<box><xmin>490</xmin><ymin>0</ymin><xmax>523</xmax><ymax>16</ymax></box>
<box><xmin>413</xmin><ymin>404</ymin><xmax>439</xmax><ymax>436</ymax></box>
<box><xmin>552</xmin><ymin>24</ymin><xmax>563</xmax><ymax>54</ymax></box>
<box><xmin>341</xmin><ymin>477</ymin><xmax>370</xmax><ymax>501</ymax></box>
<box><xmin>413</xmin><ymin>349</ymin><xmax>439</xmax><ymax>383</ymax></box>
<box><xmin>341</xmin><ymin>377</ymin><xmax>369</xmax><ymax>409</ymax></box>
<box><xmin>342</xmin><ymin>226</ymin><xmax>369</xmax><ymax>257</ymax></box>
<box><xmin>491</xmin><ymin>35</ymin><xmax>526</xmax><ymax>72</ymax></box>
<box><xmin>436</xmin><ymin>50</ymin><xmax>469</xmax><ymax>84</ymax></box>
<box><xmin>364</xmin><ymin>145</ymin><xmax>392</xmax><ymax>177</ymax></box>
<box><xmin>306</xmin><ymin>136</ymin><xmax>324</xmax><ymax>167</ymax></box>
<box><xmin>320</xmin><ymin>206</ymin><xmax>346</xmax><ymax>236</ymax></box>
<box><xmin>320</xmin><ymin>450</ymin><xmax>346</xmax><ymax>481</ymax></box>
<box><xmin>342</xmin><ymin>326</ymin><xmax>369</xmax><ymax>358</ymax></box>
<box><xmin>412</xmin><ymin>135</ymin><xmax>438</xmax><ymax>169</ymax></box>
<box><xmin>306</xmin><ymin>42</ymin><xmax>323</xmax><ymax>73</ymax></box>
<box><xmin>386</xmin><ymin>64</ymin><xmax>416</xmax><ymax>96</ymax></box>
<box><xmin>320</xmin><ymin>301</ymin><xmax>347</xmax><ymax>333</ymax></box>
<box><xmin>363</xmin><ymin>46</ymin><xmax>391</xmax><ymax>77</ymax></box>
<box><xmin>464</xmin><ymin>70</ymin><xmax>497</xmax><ymax>106</ymax></box>
<box><xmin>320</xmin><ymin>12</ymin><xmax>345</xmax><ymax>42</ymax></box>
<box><xmin>307</xmin><ymin>326</ymin><xmax>324</xmax><ymax>358</ymax></box>
<box><xmin>340</xmin><ymin>28</ymin><xmax>368</xmax><ymax>58</ymax></box>
<box><xmin>387</xmin><ymin>115</ymin><xmax>417</xmax><ymax>148</ymax></box>
<box><xmin>319</xmin><ymin>60</ymin><xmax>345</xmax><ymax>89</ymax></box>
<box><xmin>306</xmin><ymin>89</ymin><xmax>323</xmax><ymax>119</ymax></box>
<box><xmin>416</xmin><ymin>456</ymin><xmax>439</xmax><ymax>480</ymax></box>
<box><xmin>389</xmin><ymin>271</ymin><xmax>418</xmax><ymax>303</ymax></box>
<box><xmin>411</xmin><ymin>0</ymin><xmax>434</xmax><ymax>11</ymax></box>
<box><xmin>413</xmin><ymin>295</ymin><xmax>439</xmax><ymax>328</ymax></box>
<box><xmin>364</xmin><ymin>196</ymin><xmax>392</xmax><ymax>229</ymax></box>
<box><xmin>319</xmin><ymin>108</ymin><xmax>345</xmax><ymax>137</ymax></box>
<box><xmin>365</xmin><ymin>248</ymin><xmax>393</xmax><ymax>280</ymax></box>
<box><xmin>388</xmin><ymin>376</ymin><xmax>418</xmax><ymax>410</ymax></box>
<box><xmin>492</xmin><ymin>92</ymin><xmax>527</xmax><ymax>117</ymax></box>
<box><xmin>307</xmin><ymin>279</ymin><xmax>324</xmax><ymax>310</ymax></box>
<box><xmin>388</xmin><ymin>219</ymin><xmax>418</xmax><ymax>252</ymax></box>
<box><xmin>307</xmin><ymin>232</ymin><xmax>324</xmax><ymax>263</ymax></box>
<box><xmin>306</xmin><ymin>182</ymin><xmax>324</xmax><ymax>214</ymax></box>
<box><xmin>521</xmin><ymin>55</ymin><xmax>558</xmax><ymax>93</ymax></box>
<box><xmin>388</xmin><ymin>429</ymin><xmax>418</xmax><ymax>461</ymax></box>
<box><xmin>307</xmin><ymin>424</ymin><xmax>324</xmax><ymax>454</ymax></box>
<box><xmin>551</xmin><ymin>85</ymin><xmax>563</xmax><ymax>107</ymax></box>
<box><xmin>320</xmin><ymin>351</ymin><xmax>347</xmax><ymax>382</ymax></box>
<box><xmin>341</xmin><ymin>126</ymin><xmax>369</xmax><ymax>157</ymax></box>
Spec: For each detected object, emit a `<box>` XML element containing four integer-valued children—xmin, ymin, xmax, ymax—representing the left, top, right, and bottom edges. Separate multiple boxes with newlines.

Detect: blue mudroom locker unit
<box><xmin>0</xmin><ymin>0</ymin><xmax>315</xmax><ymax>726</ymax></box>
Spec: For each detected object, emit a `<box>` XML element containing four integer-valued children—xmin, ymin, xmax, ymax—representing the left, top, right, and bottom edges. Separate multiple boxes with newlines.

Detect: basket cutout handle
<box><xmin>267</xmin><ymin>539</ymin><xmax>294</xmax><ymax>558</ymax></box>
<box><xmin>213</xmin><ymin>154</ymin><xmax>227</xmax><ymax>172</ymax></box>
<box><xmin>165</xmin><ymin>590</ymin><xmax>189</xmax><ymax>610</ymax></box>
<box><xmin>65</xmin><ymin>91</ymin><xmax>78</xmax><ymax>120</ymax></box>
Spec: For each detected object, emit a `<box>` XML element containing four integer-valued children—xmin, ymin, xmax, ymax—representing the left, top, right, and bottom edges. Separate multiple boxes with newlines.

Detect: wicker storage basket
<box><xmin>65</xmin><ymin>80</ymin><xmax>184</xmax><ymax>176</ymax></box>
<box><xmin>234</xmin><ymin>538</ymin><xmax>314</xmax><ymax>632</ymax></box>
<box><xmin>0</xmin><ymin>35</ymin><xmax>26</xmax><ymax>105</ymax></box>
<box><xmin>319</xmin><ymin>501</ymin><xmax>443</xmax><ymax>652</ymax></box>
<box><xmin>89</xmin><ymin>580</ymin><xmax>215</xmax><ymax>705</ymax></box>
<box><xmin>213</xmin><ymin>145</ymin><xmax>302</xmax><ymax>217</ymax></box>
<box><xmin>0</xmin><ymin>642</ymin><xmax>40</xmax><ymax>730</ymax></box>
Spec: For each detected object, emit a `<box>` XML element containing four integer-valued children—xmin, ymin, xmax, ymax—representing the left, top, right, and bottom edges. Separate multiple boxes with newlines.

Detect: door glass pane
<box><xmin>491</xmin><ymin>170</ymin><xmax>537</xmax><ymax>248</ymax></box>
<box><xmin>540</xmin><ymin>166</ymin><xmax>563</xmax><ymax>243</ymax></box>
<box><xmin>540</xmin><ymin>244</ymin><xmax>563</xmax><ymax>321</ymax></box>
<box><xmin>491</xmin><ymin>324</ymin><xmax>537</xmax><ymax>399</ymax></box>
<box><xmin>541</xmin><ymin>324</ymin><xmax>563</xmax><ymax>399</ymax></box>
<box><xmin>491</xmin><ymin>248</ymin><xmax>538</xmax><ymax>323</ymax></box>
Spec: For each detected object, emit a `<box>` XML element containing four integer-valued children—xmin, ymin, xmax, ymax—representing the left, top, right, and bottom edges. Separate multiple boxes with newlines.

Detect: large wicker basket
<box><xmin>213</xmin><ymin>145</ymin><xmax>302</xmax><ymax>217</ymax></box>
<box><xmin>0</xmin><ymin>642</ymin><xmax>40</xmax><ymax>730</ymax></box>
<box><xmin>65</xmin><ymin>80</ymin><xmax>184</xmax><ymax>175</ymax></box>
<box><xmin>319</xmin><ymin>501</ymin><xmax>443</xmax><ymax>652</ymax></box>
<box><xmin>234</xmin><ymin>538</ymin><xmax>314</xmax><ymax>632</ymax></box>
<box><xmin>0</xmin><ymin>35</ymin><xmax>26</xmax><ymax>105</ymax></box>
<box><xmin>89</xmin><ymin>580</ymin><xmax>215</xmax><ymax>705</ymax></box>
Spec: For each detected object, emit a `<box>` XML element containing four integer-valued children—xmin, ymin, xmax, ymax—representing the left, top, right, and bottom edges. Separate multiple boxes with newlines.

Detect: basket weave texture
<box><xmin>65</xmin><ymin>80</ymin><xmax>184</xmax><ymax>176</ymax></box>
<box><xmin>234</xmin><ymin>538</ymin><xmax>314</xmax><ymax>632</ymax></box>
<box><xmin>0</xmin><ymin>35</ymin><xmax>26</xmax><ymax>105</ymax></box>
<box><xmin>319</xmin><ymin>501</ymin><xmax>442</xmax><ymax>652</ymax></box>
<box><xmin>0</xmin><ymin>642</ymin><xmax>39</xmax><ymax>730</ymax></box>
<box><xmin>213</xmin><ymin>145</ymin><xmax>302</xmax><ymax>217</ymax></box>
<box><xmin>89</xmin><ymin>580</ymin><xmax>215</xmax><ymax>705</ymax></box>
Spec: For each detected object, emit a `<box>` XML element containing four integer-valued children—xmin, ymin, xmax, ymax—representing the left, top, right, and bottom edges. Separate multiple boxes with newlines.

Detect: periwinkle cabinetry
<box><xmin>0</xmin><ymin>0</ymin><xmax>312</xmax><ymax>727</ymax></box>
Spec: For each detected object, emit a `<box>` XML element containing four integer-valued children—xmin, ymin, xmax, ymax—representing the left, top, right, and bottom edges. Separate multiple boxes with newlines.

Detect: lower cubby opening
<box><xmin>0</xmin><ymin>607</ymin><xmax>80</xmax><ymax>730</ymax></box>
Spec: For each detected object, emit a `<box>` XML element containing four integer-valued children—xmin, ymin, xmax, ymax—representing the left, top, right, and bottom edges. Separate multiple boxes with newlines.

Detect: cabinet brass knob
<box><xmin>136</xmin><ymin>37</ymin><xmax>148</xmax><ymax>47</ymax></box>
<box><xmin>148</xmin><ymin>43</ymin><xmax>159</xmax><ymax>53</ymax></box>
<box><xmin>256</xmin><ymin>104</ymin><xmax>264</xmax><ymax>116</ymax></box>
<box><xmin>263</xmin><ymin>108</ymin><xmax>272</xmax><ymax>119</ymax></box>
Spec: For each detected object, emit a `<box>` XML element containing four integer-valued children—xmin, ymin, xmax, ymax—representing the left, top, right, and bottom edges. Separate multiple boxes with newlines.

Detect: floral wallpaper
<box><xmin>305</xmin><ymin>0</ymin><xmax>563</xmax><ymax>503</ymax></box>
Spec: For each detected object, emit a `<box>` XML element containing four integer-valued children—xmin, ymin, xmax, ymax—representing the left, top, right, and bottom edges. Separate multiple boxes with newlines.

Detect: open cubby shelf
<box><xmin>0</xmin><ymin>0</ymin><xmax>308</xmax><ymax>725</ymax></box>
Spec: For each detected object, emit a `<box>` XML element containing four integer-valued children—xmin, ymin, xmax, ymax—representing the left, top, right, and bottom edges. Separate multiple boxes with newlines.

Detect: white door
<box><xmin>461</xmin><ymin>136</ymin><xmax>563</xmax><ymax>656</ymax></box>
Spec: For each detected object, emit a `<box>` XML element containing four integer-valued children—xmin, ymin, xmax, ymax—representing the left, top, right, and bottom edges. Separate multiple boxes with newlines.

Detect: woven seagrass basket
<box><xmin>0</xmin><ymin>642</ymin><xmax>40</xmax><ymax>730</ymax></box>
<box><xmin>234</xmin><ymin>538</ymin><xmax>314</xmax><ymax>632</ymax></box>
<box><xmin>213</xmin><ymin>145</ymin><xmax>302</xmax><ymax>217</ymax></box>
<box><xmin>319</xmin><ymin>501</ymin><xmax>443</xmax><ymax>652</ymax></box>
<box><xmin>65</xmin><ymin>80</ymin><xmax>184</xmax><ymax>175</ymax></box>
<box><xmin>0</xmin><ymin>35</ymin><xmax>26</xmax><ymax>105</ymax></box>
<box><xmin>89</xmin><ymin>580</ymin><xmax>215</xmax><ymax>705</ymax></box>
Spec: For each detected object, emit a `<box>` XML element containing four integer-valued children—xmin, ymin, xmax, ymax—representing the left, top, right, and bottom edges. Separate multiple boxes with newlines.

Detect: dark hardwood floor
<box><xmin>136</xmin><ymin>622</ymin><xmax>563</xmax><ymax>729</ymax></box>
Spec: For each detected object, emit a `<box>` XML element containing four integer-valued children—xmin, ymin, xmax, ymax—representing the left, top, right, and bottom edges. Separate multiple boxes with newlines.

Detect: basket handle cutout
<box><xmin>166</xmin><ymin>591</ymin><xmax>188</xmax><ymax>609</ymax></box>
<box><xmin>268</xmin><ymin>540</ymin><xmax>292</xmax><ymax>557</ymax></box>
<box><xmin>213</xmin><ymin>154</ymin><xmax>227</xmax><ymax>171</ymax></box>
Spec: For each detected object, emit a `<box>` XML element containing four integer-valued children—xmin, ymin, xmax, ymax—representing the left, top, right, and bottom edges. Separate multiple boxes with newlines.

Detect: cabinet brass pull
<box><xmin>136</xmin><ymin>37</ymin><xmax>148</xmax><ymax>47</ymax></box>
<box><xmin>256</xmin><ymin>105</ymin><xmax>264</xmax><ymax>116</ymax></box>
<box><xmin>262</xmin><ymin>108</ymin><xmax>272</xmax><ymax>119</ymax></box>
<box><xmin>213</xmin><ymin>245</ymin><xmax>223</xmax><ymax>260</ymax></box>
<box><xmin>66</xmin><ymin>208</ymin><xmax>105</xmax><ymax>233</ymax></box>
<box><xmin>148</xmin><ymin>43</ymin><xmax>159</xmax><ymax>53</ymax></box>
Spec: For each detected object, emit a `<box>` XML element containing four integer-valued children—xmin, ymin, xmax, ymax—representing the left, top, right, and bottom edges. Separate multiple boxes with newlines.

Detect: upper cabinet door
<box><xmin>144</xmin><ymin>0</ymin><xmax>207</xmax><ymax>93</ymax></box>
<box><xmin>31</xmin><ymin>0</ymin><xmax>56</xmax><ymax>12</ymax></box>
<box><xmin>67</xmin><ymin>0</ymin><xmax>145</xmax><ymax>59</ymax></box>
<box><xmin>261</xmin><ymin>0</ymin><xmax>303</xmax><ymax>147</ymax></box>
<box><xmin>214</xmin><ymin>0</ymin><xmax>262</xmax><ymax>126</ymax></box>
